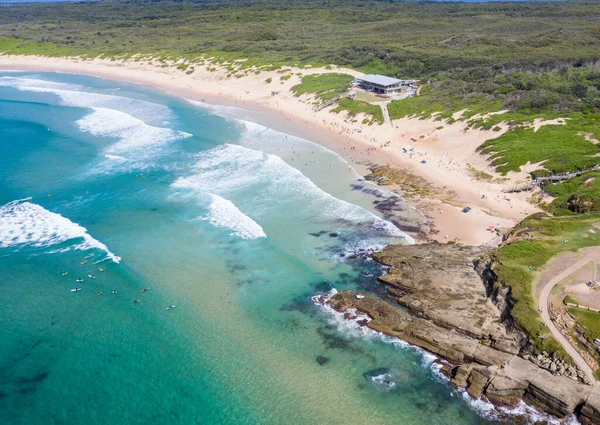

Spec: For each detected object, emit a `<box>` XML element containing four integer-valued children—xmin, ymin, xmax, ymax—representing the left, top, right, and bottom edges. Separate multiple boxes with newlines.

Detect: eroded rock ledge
<box><xmin>325</xmin><ymin>243</ymin><xmax>600</xmax><ymax>424</ymax></box>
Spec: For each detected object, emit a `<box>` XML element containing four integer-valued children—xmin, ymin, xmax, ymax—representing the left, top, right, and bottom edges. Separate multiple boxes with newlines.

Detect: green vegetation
<box><xmin>493</xmin><ymin>214</ymin><xmax>600</xmax><ymax>355</ymax></box>
<box><xmin>1</xmin><ymin>0</ymin><xmax>600</xmax><ymax>366</ymax></box>
<box><xmin>387</xmin><ymin>66</ymin><xmax>600</xmax><ymax>184</ymax></box>
<box><xmin>564</xmin><ymin>295</ymin><xmax>583</xmax><ymax>306</ymax></box>
<box><xmin>544</xmin><ymin>172</ymin><xmax>600</xmax><ymax>215</ymax></box>
<box><xmin>568</xmin><ymin>308</ymin><xmax>600</xmax><ymax>340</ymax></box>
<box><xmin>291</xmin><ymin>73</ymin><xmax>354</xmax><ymax>102</ymax></box>
<box><xmin>332</xmin><ymin>98</ymin><xmax>383</xmax><ymax>125</ymax></box>
<box><xmin>466</xmin><ymin>164</ymin><xmax>493</xmax><ymax>181</ymax></box>
<box><xmin>481</xmin><ymin>121</ymin><xmax>600</xmax><ymax>176</ymax></box>
<box><xmin>1</xmin><ymin>0</ymin><xmax>599</xmax><ymax>75</ymax></box>
<box><xmin>1</xmin><ymin>0</ymin><xmax>599</xmax><ymax>183</ymax></box>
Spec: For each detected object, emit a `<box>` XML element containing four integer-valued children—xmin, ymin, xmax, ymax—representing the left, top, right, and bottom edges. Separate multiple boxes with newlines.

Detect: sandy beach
<box><xmin>0</xmin><ymin>54</ymin><xmax>542</xmax><ymax>245</ymax></box>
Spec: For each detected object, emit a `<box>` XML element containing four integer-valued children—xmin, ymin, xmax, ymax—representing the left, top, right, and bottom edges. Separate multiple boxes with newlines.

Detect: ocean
<box><xmin>0</xmin><ymin>71</ymin><xmax>558</xmax><ymax>425</ymax></box>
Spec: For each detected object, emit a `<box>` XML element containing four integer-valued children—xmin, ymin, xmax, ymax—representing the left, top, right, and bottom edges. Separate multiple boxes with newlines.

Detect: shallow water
<box><xmin>0</xmin><ymin>72</ymin><xmax>557</xmax><ymax>425</ymax></box>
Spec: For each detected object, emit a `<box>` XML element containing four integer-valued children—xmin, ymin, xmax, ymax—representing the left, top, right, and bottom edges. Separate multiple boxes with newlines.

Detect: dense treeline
<box><xmin>1</xmin><ymin>0</ymin><xmax>599</xmax><ymax>77</ymax></box>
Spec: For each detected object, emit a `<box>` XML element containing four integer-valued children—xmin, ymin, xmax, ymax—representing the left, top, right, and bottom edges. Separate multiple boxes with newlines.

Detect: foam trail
<box><xmin>201</xmin><ymin>194</ymin><xmax>266</xmax><ymax>240</ymax></box>
<box><xmin>172</xmin><ymin>143</ymin><xmax>412</xmax><ymax>242</ymax></box>
<box><xmin>188</xmin><ymin>100</ymin><xmax>251</xmax><ymax>121</ymax></box>
<box><xmin>0</xmin><ymin>199</ymin><xmax>120</xmax><ymax>263</ymax></box>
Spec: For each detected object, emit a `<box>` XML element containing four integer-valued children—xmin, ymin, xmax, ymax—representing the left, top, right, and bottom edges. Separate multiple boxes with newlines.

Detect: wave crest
<box><xmin>200</xmin><ymin>194</ymin><xmax>266</xmax><ymax>240</ymax></box>
<box><xmin>0</xmin><ymin>199</ymin><xmax>120</xmax><ymax>263</ymax></box>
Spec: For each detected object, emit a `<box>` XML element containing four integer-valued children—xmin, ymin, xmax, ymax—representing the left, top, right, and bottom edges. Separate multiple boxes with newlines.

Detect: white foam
<box><xmin>0</xmin><ymin>76</ymin><xmax>190</xmax><ymax>169</ymax></box>
<box><xmin>314</xmin><ymin>289</ymin><xmax>579</xmax><ymax>425</ymax></box>
<box><xmin>200</xmin><ymin>194</ymin><xmax>266</xmax><ymax>240</ymax></box>
<box><xmin>0</xmin><ymin>76</ymin><xmax>169</xmax><ymax>122</ymax></box>
<box><xmin>76</xmin><ymin>107</ymin><xmax>191</xmax><ymax>155</ymax></box>
<box><xmin>369</xmin><ymin>373</ymin><xmax>397</xmax><ymax>391</ymax></box>
<box><xmin>460</xmin><ymin>392</ymin><xmax>581</xmax><ymax>425</ymax></box>
<box><xmin>0</xmin><ymin>199</ymin><xmax>120</xmax><ymax>263</ymax></box>
<box><xmin>104</xmin><ymin>154</ymin><xmax>127</xmax><ymax>161</ymax></box>
<box><xmin>188</xmin><ymin>100</ymin><xmax>251</xmax><ymax>121</ymax></box>
<box><xmin>172</xmin><ymin>144</ymin><xmax>410</xmax><ymax>241</ymax></box>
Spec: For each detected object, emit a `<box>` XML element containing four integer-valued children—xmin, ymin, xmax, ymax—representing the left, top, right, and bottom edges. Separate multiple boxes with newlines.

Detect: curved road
<box><xmin>538</xmin><ymin>256</ymin><xmax>596</xmax><ymax>384</ymax></box>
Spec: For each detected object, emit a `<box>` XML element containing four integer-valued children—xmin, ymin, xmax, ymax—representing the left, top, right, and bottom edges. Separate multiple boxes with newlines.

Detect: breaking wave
<box><xmin>76</xmin><ymin>107</ymin><xmax>191</xmax><ymax>155</ymax></box>
<box><xmin>172</xmin><ymin>143</ymin><xmax>410</xmax><ymax>241</ymax></box>
<box><xmin>0</xmin><ymin>76</ymin><xmax>191</xmax><ymax>170</ymax></box>
<box><xmin>0</xmin><ymin>199</ymin><xmax>120</xmax><ymax>263</ymax></box>
<box><xmin>0</xmin><ymin>76</ymin><xmax>169</xmax><ymax>122</ymax></box>
<box><xmin>200</xmin><ymin>194</ymin><xmax>266</xmax><ymax>240</ymax></box>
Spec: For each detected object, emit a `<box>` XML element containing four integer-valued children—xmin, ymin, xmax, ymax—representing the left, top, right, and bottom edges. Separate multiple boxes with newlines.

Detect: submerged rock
<box><xmin>316</xmin><ymin>356</ymin><xmax>328</xmax><ymax>365</ymax></box>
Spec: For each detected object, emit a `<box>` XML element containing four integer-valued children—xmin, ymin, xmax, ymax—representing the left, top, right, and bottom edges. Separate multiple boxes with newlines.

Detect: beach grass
<box><xmin>291</xmin><ymin>73</ymin><xmax>354</xmax><ymax>102</ymax></box>
<box><xmin>564</xmin><ymin>295</ymin><xmax>583</xmax><ymax>306</ymax></box>
<box><xmin>331</xmin><ymin>98</ymin><xmax>384</xmax><ymax>125</ymax></box>
<box><xmin>481</xmin><ymin>122</ymin><xmax>600</xmax><ymax>176</ymax></box>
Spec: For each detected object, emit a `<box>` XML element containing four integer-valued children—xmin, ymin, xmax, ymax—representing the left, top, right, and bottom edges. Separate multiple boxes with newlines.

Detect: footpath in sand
<box><xmin>0</xmin><ymin>55</ymin><xmax>541</xmax><ymax>245</ymax></box>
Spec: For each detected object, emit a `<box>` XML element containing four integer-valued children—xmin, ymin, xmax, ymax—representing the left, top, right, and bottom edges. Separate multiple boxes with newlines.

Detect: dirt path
<box><xmin>381</xmin><ymin>103</ymin><xmax>392</xmax><ymax>127</ymax></box>
<box><xmin>538</xmin><ymin>256</ymin><xmax>597</xmax><ymax>383</ymax></box>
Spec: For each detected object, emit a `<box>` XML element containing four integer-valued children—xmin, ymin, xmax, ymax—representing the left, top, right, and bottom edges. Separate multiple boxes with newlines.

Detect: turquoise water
<box><xmin>0</xmin><ymin>72</ymin><xmax>538</xmax><ymax>425</ymax></box>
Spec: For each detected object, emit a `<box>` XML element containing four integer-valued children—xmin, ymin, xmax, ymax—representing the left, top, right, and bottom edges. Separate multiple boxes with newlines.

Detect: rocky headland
<box><xmin>317</xmin><ymin>243</ymin><xmax>600</xmax><ymax>424</ymax></box>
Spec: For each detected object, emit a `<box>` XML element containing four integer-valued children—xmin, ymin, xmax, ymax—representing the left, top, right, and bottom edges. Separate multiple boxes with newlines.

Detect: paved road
<box><xmin>538</xmin><ymin>256</ymin><xmax>596</xmax><ymax>384</ymax></box>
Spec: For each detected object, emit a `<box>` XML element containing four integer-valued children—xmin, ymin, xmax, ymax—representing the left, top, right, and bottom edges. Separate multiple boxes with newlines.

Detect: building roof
<box><xmin>356</xmin><ymin>74</ymin><xmax>402</xmax><ymax>87</ymax></box>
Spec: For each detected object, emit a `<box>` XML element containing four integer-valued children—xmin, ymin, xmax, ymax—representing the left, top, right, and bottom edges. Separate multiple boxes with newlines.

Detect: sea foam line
<box><xmin>0</xmin><ymin>199</ymin><xmax>120</xmax><ymax>263</ymax></box>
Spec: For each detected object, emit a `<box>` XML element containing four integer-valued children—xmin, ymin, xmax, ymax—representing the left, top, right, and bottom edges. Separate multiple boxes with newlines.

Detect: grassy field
<box><xmin>291</xmin><ymin>73</ymin><xmax>383</xmax><ymax>123</ymax></box>
<box><xmin>481</xmin><ymin>122</ymin><xmax>600</xmax><ymax>176</ymax></box>
<box><xmin>568</xmin><ymin>308</ymin><xmax>600</xmax><ymax>341</ymax></box>
<box><xmin>493</xmin><ymin>213</ymin><xmax>600</xmax><ymax>356</ymax></box>
<box><xmin>564</xmin><ymin>294</ymin><xmax>583</xmax><ymax>306</ymax></box>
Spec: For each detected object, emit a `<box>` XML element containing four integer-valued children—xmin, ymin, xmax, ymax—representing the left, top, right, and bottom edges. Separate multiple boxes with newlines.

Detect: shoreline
<box><xmin>0</xmin><ymin>54</ymin><xmax>540</xmax><ymax>246</ymax></box>
<box><xmin>316</xmin><ymin>243</ymin><xmax>600</xmax><ymax>425</ymax></box>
